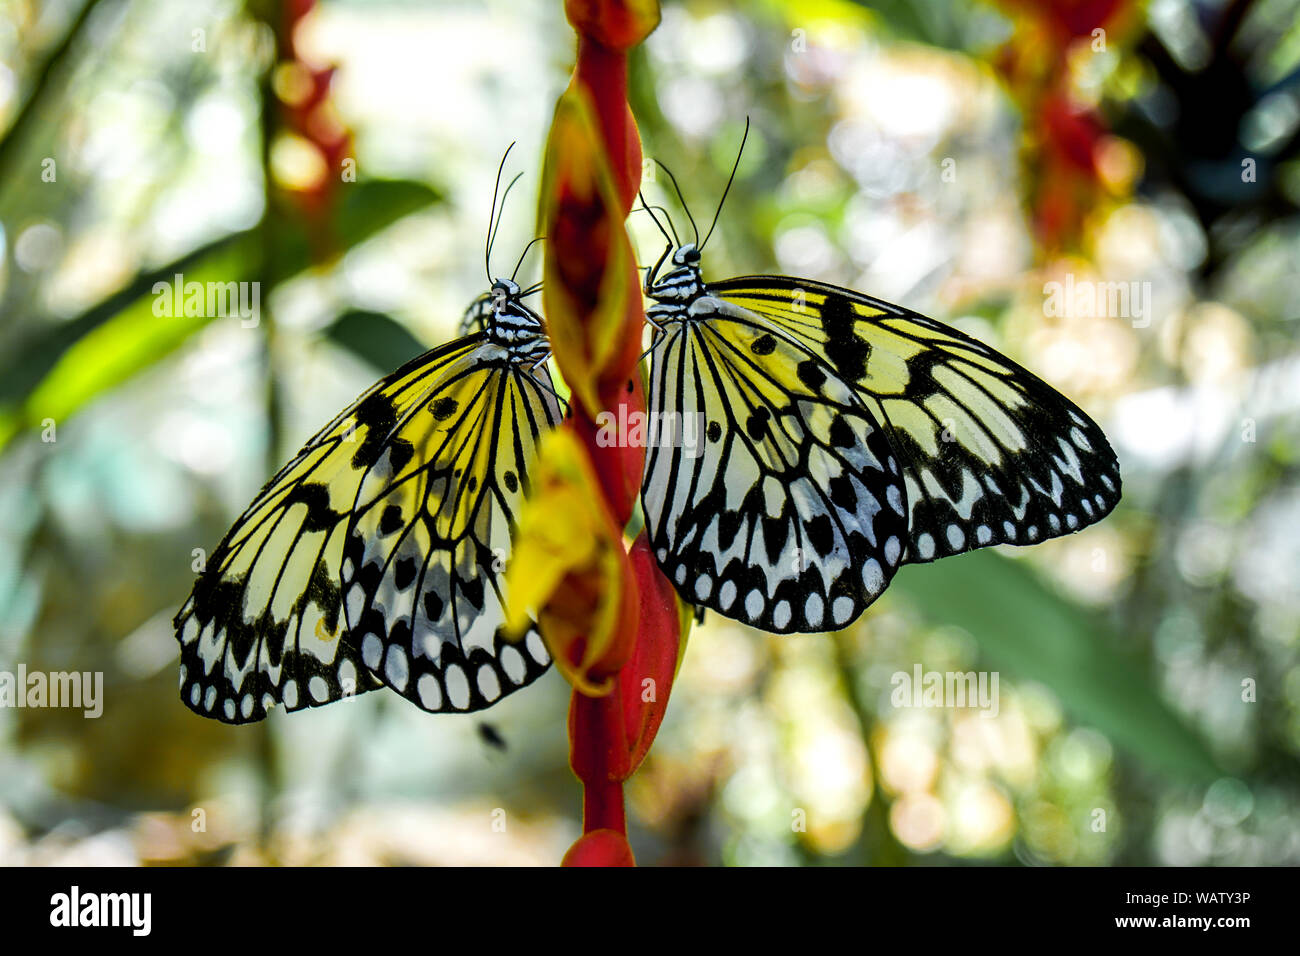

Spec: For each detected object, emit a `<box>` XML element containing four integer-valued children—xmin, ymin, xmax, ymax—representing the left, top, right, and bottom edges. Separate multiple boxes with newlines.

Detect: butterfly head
<box><xmin>490</xmin><ymin>277</ymin><xmax>523</xmax><ymax>304</ymax></box>
<box><xmin>460</xmin><ymin>279</ymin><xmax>522</xmax><ymax>336</ymax></box>
<box><xmin>483</xmin><ymin>278</ymin><xmax>549</xmax><ymax>366</ymax></box>
<box><xmin>645</xmin><ymin>243</ymin><xmax>705</xmax><ymax>306</ymax></box>
<box><xmin>673</xmin><ymin>243</ymin><xmax>701</xmax><ymax>267</ymax></box>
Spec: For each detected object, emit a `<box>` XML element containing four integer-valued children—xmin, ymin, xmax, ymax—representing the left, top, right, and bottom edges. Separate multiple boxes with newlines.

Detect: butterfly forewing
<box><xmin>707</xmin><ymin>277</ymin><xmax>1122</xmax><ymax>563</ymax></box>
<box><xmin>173</xmin><ymin>339</ymin><xmax>485</xmax><ymax>723</ymax></box>
<box><xmin>643</xmin><ymin>307</ymin><xmax>908</xmax><ymax>633</ymax></box>
<box><xmin>340</xmin><ymin>343</ymin><xmax>561</xmax><ymax>713</ymax></box>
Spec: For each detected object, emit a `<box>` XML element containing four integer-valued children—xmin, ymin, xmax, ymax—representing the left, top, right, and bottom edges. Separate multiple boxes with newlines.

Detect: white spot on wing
<box><xmin>862</xmin><ymin>559</ymin><xmax>883</xmax><ymax>594</ymax></box>
<box><xmin>917</xmin><ymin>533</ymin><xmax>935</xmax><ymax>560</ymax></box>
<box><xmin>445</xmin><ymin>664</ymin><xmax>470</xmax><ymax>709</ymax></box>
<box><xmin>773</xmin><ymin>600</ymin><xmax>792</xmax><ymax>629</ymax></box>
<box><xmin>525</xmin><ymin>632</ymin><xmax>550</xmax><ymax>665</ymax></box>
<box><xmin>804</xmin><ymin>593</ymin><xmax>824</xmax><ymax>628</ymax></box>
<box><xmin>832</xmin><ymin>596</ymin><xmax>854</xmax><ymax>626</ymax></box>
<box><xmin>477</xmin><ymin>666</ymin><xmax>501</xmax><ymax>702</ymax></box>
<box><xmin>500</xmin><ymin>646</ymin><xmax>526</xmax><ymax>685</ymax></box>
<box><xmin>309</xmin><ymin>676</ymin><xmax>329</xmax><ymax>702</ymax></box>
<box><xmin>417</xmin><ymin>673</ymin><xmax>442</xmax><ymax>709</ymax></box>
<box><xmin>385</xmin><ymin>645</ymin><xmax>409</xmax><ymax>691</ymax></box>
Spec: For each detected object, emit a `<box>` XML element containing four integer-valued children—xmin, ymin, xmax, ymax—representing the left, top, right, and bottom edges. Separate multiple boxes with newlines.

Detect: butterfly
<box><xmin>637</xmin><ymin>124</ymin><xmax>1122</xmax><ymax>634</ymax></box>
<box><xmin>174</xmin><ymin>159</ymin><xmax>560</xmax><ymax>723</ymax></box>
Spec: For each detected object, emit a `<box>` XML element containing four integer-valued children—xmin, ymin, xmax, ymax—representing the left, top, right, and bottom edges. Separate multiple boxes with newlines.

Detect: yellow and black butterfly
<box><xmin>638</xmin><ymin>127</ymin><xmax>1121</xmax><ymax>634</ymax></box>
<box><xmin>174</xmin><ymin>163</ymin><xmax>560</xmax><ymax>723</ymax></box>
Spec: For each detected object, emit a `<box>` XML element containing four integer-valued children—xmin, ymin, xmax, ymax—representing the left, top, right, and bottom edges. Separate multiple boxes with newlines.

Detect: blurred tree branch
<box><xmin>0</xmin><ymin>0</ymin><xmax>105</xmax><ymax>194</ymax></box>
<box><xmin>834</xmin><ymin>632</ymin><xmax>911</xmax><ymax>865</ymax></box>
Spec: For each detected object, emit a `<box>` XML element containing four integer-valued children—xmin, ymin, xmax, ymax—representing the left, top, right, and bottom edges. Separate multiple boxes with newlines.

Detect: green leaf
<box><xmin>22</xmin><ymin>241</ymin><xmax>251</xmax><ymax>429</ymax></box>
<box><xmin>889</xmin><ymin>549</ymin><xmax>1222</xmax><ymax>783</ymax></box>
<box><xmin>336</xmin><ymin>179</ymin><xmax>443</xmax><ymax>248</ymax></box>
<box><xmin>323</xmin><ymin>309</ymin><xmax>428</xmax><ymax>372</ymax></box>
<box><xmin>0</xmin><ymin>231</ymin><xmax>255</xmax><ymax>408</ymax></box>
<box><xmin>0</xmin><ymin>179</ymin><xmax>442</xmax><ymax>455</ymax></box>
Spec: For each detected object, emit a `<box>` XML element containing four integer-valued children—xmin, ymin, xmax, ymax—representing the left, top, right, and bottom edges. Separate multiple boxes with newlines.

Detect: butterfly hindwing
<box><xmin>708</xmin><ymin>277</ymin><xmax>1122</xmax><ymax>563</ymax></box>
<box><xmin>643</xmin><ymin>301</ymin><xmax>909</xmax><ymax>633</ymax></box>
<box><xmin>341</xmin><ymin>342</ymin><xmax>561</xmax><ymax>713</ymax></box>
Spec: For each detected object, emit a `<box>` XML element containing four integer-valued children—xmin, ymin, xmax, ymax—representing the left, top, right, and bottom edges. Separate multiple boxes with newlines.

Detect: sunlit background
<box><xmin>1</xmin><ymin>0</ymin><xmax>1298</xmax><ymax>866</ymax></box>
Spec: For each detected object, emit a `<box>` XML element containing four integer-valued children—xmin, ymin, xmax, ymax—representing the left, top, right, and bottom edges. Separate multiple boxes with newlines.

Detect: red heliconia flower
<box><xmin>999</xmin><ymin>0</ymin><xmax>1132</xmax><ymax>43</ymax></box>
<box><xmin>993</xmin><ymin>0</ymin><xmax>1140</xmax><ymax>251</ymax></box>
<box><xmin>274</xmin><ymin>0</ymin><xmax>353</xmax><ymax>240</ymax></box>
<box><xmin>517</xmin><ymin>0</ymin><xmax>688</xmax><ymax>867</ymax></box>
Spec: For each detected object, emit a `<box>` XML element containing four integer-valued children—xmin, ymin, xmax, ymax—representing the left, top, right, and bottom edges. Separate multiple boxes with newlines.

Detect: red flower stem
<box><xmin>570</xmin><ymin>678</ymin><xmax>631</xmax><ymax>836</ymax></box>
<box><xmin>584</xmin><ymin>775</ymin><xmax>628</xmax><ymax>833</ymax></box>
<box><xmin>566</xmin><ymin>14</ymin><xmax>640</xmax><ymax>848</ymax></box>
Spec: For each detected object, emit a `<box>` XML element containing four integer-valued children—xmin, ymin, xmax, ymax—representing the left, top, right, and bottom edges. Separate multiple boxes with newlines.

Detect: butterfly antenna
<box><xmin>646</xmin><ymin>204</ymin><xmax>681</xmax><ymax>246</ymax></box>
<box><xmin>702</xmin><ymin>117</ymin><xmax>749</xmax><ymax>251</ymax></box>
<box><xmin>637</xmin><ymin>191</ymin><xmax>678</xmax><ymax>247</ymax></box>
<box><xmin>489</xmin><ymin>171</ymin><xmax>524</xmax><ymax>278</ymax></box>
<box><xmin>511</xmin><ymin>236</ymin><xmax>546</xmax><ymax>283</ymax></box>
<box><xmin>486</xmin><ymin>143</ymin><xmax>516</xmax><ymax>282</ymax></box>
<box><xmin>653</xmin><ymin>160</ymin><xmax>698</xmax><ymax>246</ymax></box>
<box><xmin>519</xmin><ymin>280</ymin><xmax>544</xmax><ymax>298</ymax></box>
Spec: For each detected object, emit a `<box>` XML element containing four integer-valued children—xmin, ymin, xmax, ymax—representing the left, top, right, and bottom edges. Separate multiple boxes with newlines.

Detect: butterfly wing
<box><xmin>340</xmin><ymin>345</ymin><xmax>561</xmax><ymax>712</ymax></box>
<box><xmin>459</xmin><ymin>292</ymin><xmax>493</xmax><ymax>336</ymax></box>
<box><xmin>642</xmin><ymin>303</ymin><xmax>909</xmax><ymax>633</ymax></box>
<box><xmin>174</xmin><ymin>337</ymin><xmax>486</xmax><ymax>724</ymax></box>
<box><xmin>709</xmin><ymin>277</ymin><xmax>1122</xmax><ymax>562</ymax></box>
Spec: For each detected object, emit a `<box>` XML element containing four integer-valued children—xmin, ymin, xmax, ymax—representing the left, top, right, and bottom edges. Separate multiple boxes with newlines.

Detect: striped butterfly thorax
<box><xmin>174</xmin><ymin>276</ymin><xmax>560</xmax><ymax>723</ymax></box>
<box><xmin>639</xmin><ymin>230</ymin><xmax>1121</xmax><ymax>635</ymax></box>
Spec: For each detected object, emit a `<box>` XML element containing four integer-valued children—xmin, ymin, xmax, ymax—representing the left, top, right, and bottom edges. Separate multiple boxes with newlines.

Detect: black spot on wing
<box><xmin>387</xmin><ymin>438</ymin><xmax>415</xmax><ymax>475</ymax></box>
<box><xmin>350</xmin><ymin>393</ymin><xmax>399</xmax><ymax>469</ymax></box>
<box><xmin>394</xmin><ymin>557</ymin><xmax>417</xmax><ymax>590</ymax></box>
<box><xmin>762</xmin><ymin>515</ymin><xmax>789</xmax><ymax>565</ymax></box>
<box><xmin>283</xmin><ymin>482</ymin><xmax>340</xmax><ymax>533</ymax></box>
<box><xmin>379</xmin><ymin>504</ymin><xmax>404</xmax><ymax>536</ymax></box>
<box><xmin>459</xmin><ymin>574</ymin><xmax>485</xmax><ymax>612</ymax></box>
<box><xmin>796</xmin><ymin>360</ymin><xmax>826</xmax><ymax>391</ymax></box>
<box><xmin>718</xmin><ymin>508</ymin><xmax>744</xmax><ymax>551</ymax></box>
<box><xmin>828</xmin><ymin>473</ymin><xmax>857</xmax><ymax>511</ymax></box>
<box><xmin>388</xmin><ymin>617</ymin><xmax>412</xmax><ymax>647</ymax></box>
<box><xmin>821</xmin><ymin>294</ymin><xmax>871</xmax><ymax>382</ymax></box>
<box><xmin>828</xmin><ymin>415</ymin><xmax>856</xmax><ymax>449</ymax></box>
<box><xmin>305</xmin><ymin>556</ymin><xmax>343</xmax><ymax>636</ymax></box>
<box><xmin>805</xmin><ymin>513</ymin><xmax>834</xmax><ymax>556</ymax></box>
<box><xmin>423</xmin><ymin>589</ymin><xmax>444</xmax><ymax>621</ymax></box>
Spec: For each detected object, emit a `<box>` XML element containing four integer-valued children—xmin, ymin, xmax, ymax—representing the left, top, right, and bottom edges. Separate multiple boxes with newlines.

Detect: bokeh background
<box><xmin>2</xmin><ymin>0</ymin><xmax>1299</xmax><ymax>866</ymax></box>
